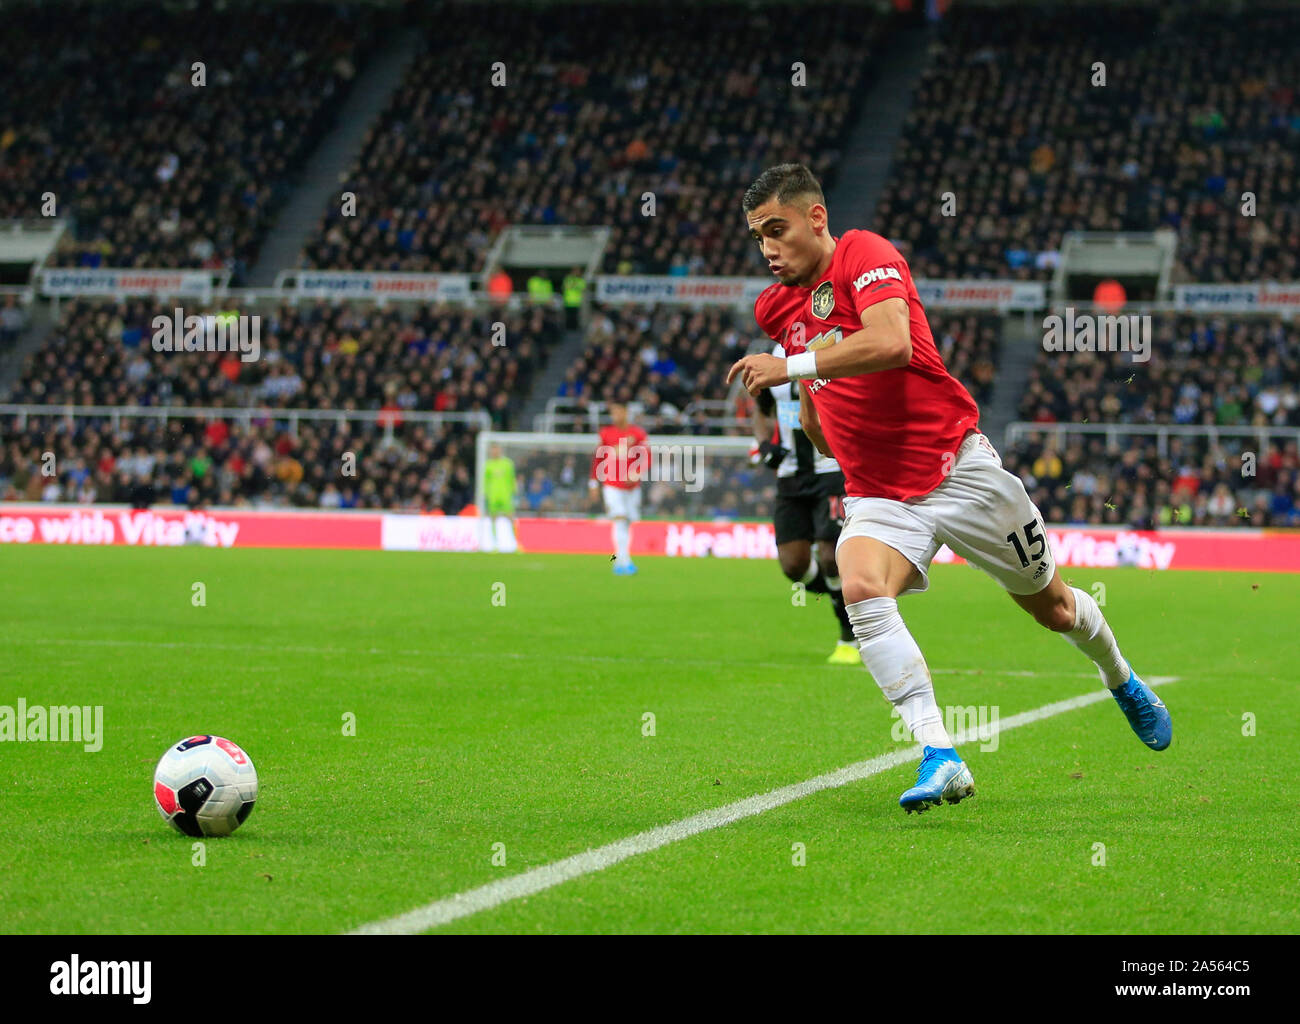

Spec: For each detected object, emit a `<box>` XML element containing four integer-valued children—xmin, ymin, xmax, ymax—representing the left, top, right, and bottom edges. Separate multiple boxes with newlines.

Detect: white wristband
<box><xmin>786</xmin><ymin>351</ymin><xmax>819</xmax><ymax>380</ymax></box>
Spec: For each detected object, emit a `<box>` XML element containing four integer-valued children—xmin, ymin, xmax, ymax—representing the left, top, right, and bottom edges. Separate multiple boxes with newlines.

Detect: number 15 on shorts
<box><xmin>1006</xmin><ymin>518</ymin><xmax>1046</xmax><ymax>568</ymax></box>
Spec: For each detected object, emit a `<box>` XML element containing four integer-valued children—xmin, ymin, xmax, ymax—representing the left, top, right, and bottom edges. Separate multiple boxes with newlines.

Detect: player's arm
<box><xmin>798</xmin><ymin>383</ymin><xmax>834</xmax><ymax>460</ymax></box>
<box><xmin>808</xmin><ymin>296</ymin><xmax>912</xmax><ymax>378</ymax></box>
<box><xmin>726</xmin><ymin>297</ymin><xmax>912</xmax><ymax>394</ymax></box>
<box><xmin>749</xmin><ymin>388</ymin><xmax>789</xmax><ymax>469</ymax></box>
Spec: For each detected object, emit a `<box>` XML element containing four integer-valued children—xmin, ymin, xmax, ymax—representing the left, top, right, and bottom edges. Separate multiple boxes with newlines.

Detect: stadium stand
<box><xmin>1</xmin><ymin>297</ymin><xmax>564</xmax><ymax>512</ymax></box>
<box><xmin>297</xmin><ymin>2</ymin><xmax>886</xmax><ymax>276</ymax></box>
<box><xmin>874</xmin><ymin>5</ymin><xmax>1300</xmax><ymax>282</ymax></box>
<box><xmin>8</xmin><ymin>299</ymin><xmax>563</xmax><ymax>417</ymax></box>
<box><xmin>1</xmin><ymin>0</ymin><xmax>1293</xmax><ymax>532</ymax></box>
<box><xmin>0</xmin><ymin>1</ymin><xmax>378</xmax><ymax>285</ymax></box>
<box><xmin>1004</xmin><ymin>313</ymin><xmax>1300</xmax><ymax>527</ymax></box>
<box><xmin>1019</xmin><ymin>316</ymin><xmax>1299</xmax><ymax>429</ymax></box>
<box><xmin>547</xmin><ymin>305</ymin><xmax>1001</xmax><ymax>433</ymax></box>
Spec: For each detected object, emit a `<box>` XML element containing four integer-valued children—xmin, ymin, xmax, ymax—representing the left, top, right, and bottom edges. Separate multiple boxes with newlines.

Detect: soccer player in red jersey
<box><xmin>590</xmin><ymin>403</ymin><xmax>648</xmax><ymax>575</ymax></box>
<box><xmin>726</xmin><ymin>165</ymin><xmax>1171</xmax><ymax>812</ymax></box>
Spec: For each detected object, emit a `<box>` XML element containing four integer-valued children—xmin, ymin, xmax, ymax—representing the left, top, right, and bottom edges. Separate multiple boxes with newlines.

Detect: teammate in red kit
<box><xmin>590</xmin><ymin>403</ymin><xmax>648</xmax><ymax>575</ymax></box>
<box><xmin>726</xmin><ymin>164</ymin><xmax>1171</xmax><ymax>812</ymax></box>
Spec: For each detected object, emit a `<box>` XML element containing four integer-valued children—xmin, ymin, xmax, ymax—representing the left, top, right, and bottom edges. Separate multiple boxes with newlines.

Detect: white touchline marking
<box><xmin>348</xmin><ymin>676</ymin><xmax>1180</xmax><ymax>935</ymax></box>
<box><xmin>6</xmin><ymin>636</ymin><xmax>1109</xmax><ymax>678</ymax></box>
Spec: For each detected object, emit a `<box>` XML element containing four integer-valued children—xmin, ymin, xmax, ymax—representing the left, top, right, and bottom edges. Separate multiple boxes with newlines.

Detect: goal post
<box><xmin>474</xmin><ymin>430</ymin><xmax>765</xmax><ymax>521</ymax></box>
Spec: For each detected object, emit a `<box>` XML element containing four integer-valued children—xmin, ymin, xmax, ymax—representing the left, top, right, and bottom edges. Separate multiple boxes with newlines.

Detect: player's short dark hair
<box><xmin>742</xmin><ymin>163</ymin><xmax>825</xmax><ymax>214</ymax></box>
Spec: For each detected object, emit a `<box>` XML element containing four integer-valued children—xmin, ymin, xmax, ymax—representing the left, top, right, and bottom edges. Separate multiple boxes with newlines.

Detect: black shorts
<box><xmin>773</xmin><ymin>471</ymin><xmax>846</xmax><ymax>546</ymax></box>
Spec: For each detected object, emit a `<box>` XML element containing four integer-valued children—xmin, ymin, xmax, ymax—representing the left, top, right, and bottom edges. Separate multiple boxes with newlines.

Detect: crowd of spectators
<box><xmin>1004</xmin><ymin>433</ymin><xmax>1300</xmax><ymax>529</ymax></box>
<box><xmin>0</xmin><ymin>1</ymin><xmax>377</xmax><ymax>285</ymax></box>
<box><xmin>3</xmin><ymin>0</ymin><xmax>1295</xmax><ymax>528</ymax></box>
<box><xmin>1007</xmin><ymin>314</ymin><xmax>1300</xmax><ymax>528</ymax></box>
<box><xmin>552</xmin><ymin>303</ymin><xmax>751</xmax><ymax>434</ymax></box>
<box><xmin>2</xmin><ymin>297</ymin><xmax>564</xmax><ymax>513</ymax></box>
<box><xmin>874</xmin><ymin>5</ymin><xmax>1300</xmax><ymax>283</ymax></box>
<box><xmin>10</xmin><ymin>298</ymin><xmax>563</xmax><ymax>421</ymax></box>
<box><xmin>0</xmin><ymin>415</ymin><xmax>478</xmax><ymax>513</ymax></box>
<box><xmin>1020</xmin><ymin>316</ymin><xmax>1299</xmax><ymax>428</ymax></box>
<box><xmin>547</xmin><ymin>306</ymin><xmax>1001</xmax><ymax>434</ymax></box>
<box><xmin>300</xmin><ymin>2</ymin><xmax>884</xmax><ymax>277</ymax></box>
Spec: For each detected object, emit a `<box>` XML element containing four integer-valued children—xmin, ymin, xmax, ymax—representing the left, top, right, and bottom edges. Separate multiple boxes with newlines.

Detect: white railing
<box><xmin>1004</xmin><ymin>421</ymin><xmax>1300</xmax><ymax>458</ymax></box>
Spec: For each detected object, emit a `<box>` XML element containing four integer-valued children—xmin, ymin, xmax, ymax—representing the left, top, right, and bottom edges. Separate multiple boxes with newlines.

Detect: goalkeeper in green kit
<box><xmin>482</xmin><ymin>443</ymin><xmax>520</xmax><ymax>552</ymax></box>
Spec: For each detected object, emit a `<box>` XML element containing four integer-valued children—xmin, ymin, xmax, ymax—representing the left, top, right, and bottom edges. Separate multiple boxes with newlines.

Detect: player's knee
<box><xmin>777</xmin><ymin>554</ymin><xmax>806</xmax><ymax>581</ymax></box>
<box><xmin>841</xmin><ymin>574</ymin><xmax>892</xmax><ymax>605</ymax></box>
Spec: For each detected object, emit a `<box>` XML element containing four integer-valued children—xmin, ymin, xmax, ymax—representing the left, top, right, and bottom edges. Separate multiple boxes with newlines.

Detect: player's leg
<box><xmin>604</xmin><ymin>484</ymin><xmax>638</xmax><ymax>574</ymax></box>
<box><xmin>1010</xmin><ymin>572</ymin><xmax>1169</xmax><ymax>749</ymax></box>
<box><xmin>603</xmin><ymin>484</ymin><xmax>631</xmax><ymax>572</ymax></box>
<box><xmin>776</xmin><ymin>538</ymin><xmax>811</xmax><ymax>579</ymax></box>
<box><xmin>480</xmin><ymin>505</ymin><xmax>499</xmax><ymax>552</ymax></box>
<box><xmin>811</xmin><ymin>480</ymin><xmax>856</xmax><ymax>661</ymax></box>
<box><xmin>774</xmin><ymin>490</ymin><xmax>850</xmax><ymax>661</ymax></box>
<box><xmin>495</xmin><ymin>514</ymin><xmax>519</xmax><ymax>553</ymax></box>
<box><xmin>623</xmin><ymin>486</ymin><xmax>641</xmax><ymax>571</ymax></box>
<box><xmin>934</xmin><ymin>433</ymin><xmax>1170</xmax><ymax>750</ymax></box>
<box><xmin>837</xmin><ymin>505</ymin><xmax>976</xmax><ymax>812</ymax></box>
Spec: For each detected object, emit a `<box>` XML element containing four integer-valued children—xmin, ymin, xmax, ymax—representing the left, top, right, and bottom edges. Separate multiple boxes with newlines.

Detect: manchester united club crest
<box><xmin>811</xmin><ymin>280</ymin><xmax>835</xmax><ymax>320</ymax></box>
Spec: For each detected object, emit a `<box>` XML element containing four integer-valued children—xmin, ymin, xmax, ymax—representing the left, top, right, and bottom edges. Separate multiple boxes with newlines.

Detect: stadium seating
<box><xmin>1003</xmin><ymin>432</ymin><xmax>1300</xmax><ymax>529</ymax></box>
<box><xmin>1019</xmin><ymin>316</ymin><xmax>1299</xmax><ymax>429</ymax></box>
<box><xmin>0</xmin><ymin>2</ymin><xmax>377</xmax><ymax>284</ymax></box>
<box><xmin>3</xmin><ymin>1</ymin><xmax>1292</xmax><ymax>531</ymax></box>
<box><xmin>298</xmin><ymin>2</ymin><xmax>885</xmax><ymax>276</ymax></box>
<box><xmin>1005</xmin><ymin>313</ymin><xmax>1300</xmax><ymax>527</ymax></box>
<box><xmin>874</xmin><ymin>6</ymin><xmax>1300</xmax><ymax>282</ymax></box>
<box><xmin>2</xmin><ymin>298</ymin><xmax>564</xmax><ymax>512</ymax></box>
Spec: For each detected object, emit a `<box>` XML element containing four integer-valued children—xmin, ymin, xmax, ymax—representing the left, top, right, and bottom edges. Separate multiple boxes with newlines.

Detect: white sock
<box><xmin>848</xmin><ymin>596</ymin><xmax>952</xmax><ymax>748</ymax></box>
<box><xmin>613</xmin><ymin>519</ymin><xmax>631</xmax><ymax>564</ymax></box>
<box><xmin>495</xmin><ymin>516</ymin><xmax>517</xmax><ymax>553</ymax></box>
<box><xmin>1065</xmin><ymin>586</ymin><xmax>1130</xmax><ymax>689</ymax></box>
<box><xmin>799</xmin><ymin>561</ymin><xmax>819</xmax><ymax>585</ymax></box>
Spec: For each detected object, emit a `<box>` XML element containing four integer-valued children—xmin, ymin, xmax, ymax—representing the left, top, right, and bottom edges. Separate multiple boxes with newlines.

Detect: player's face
<box><xmin>746</xmin><ymin>198</ymin><xmax>828</xmax><ymax>288</ymax></box>
<box><xmin>609</xmin><ymin>403</ymin><xmax>628</xmax><ymax>426</ymax></box>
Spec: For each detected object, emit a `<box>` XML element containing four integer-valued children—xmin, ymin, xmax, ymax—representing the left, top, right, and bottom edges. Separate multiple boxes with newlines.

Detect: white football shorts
<box><xmin>837</xmin><ymin>431</ymin><xmax>1055</xmax><ymax>596</ymax></box>
<box><xmin>603</xmin><ymin>484</ymin><xmax>642</xmax><ymax>522</ymax></box>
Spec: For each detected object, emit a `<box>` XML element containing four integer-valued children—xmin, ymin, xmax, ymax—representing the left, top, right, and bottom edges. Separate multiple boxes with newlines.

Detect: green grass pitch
<box><xmin>1</xmin><ymin>546</ymin><xmax>1295</xmax><ymax>934</ymax></box>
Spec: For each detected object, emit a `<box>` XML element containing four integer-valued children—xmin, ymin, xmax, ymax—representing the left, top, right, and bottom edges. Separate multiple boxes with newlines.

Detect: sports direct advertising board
<box><xmin>2</xmin><ymin>504</ymin><xmax>1300</xmax><ymax>573</ymax></box>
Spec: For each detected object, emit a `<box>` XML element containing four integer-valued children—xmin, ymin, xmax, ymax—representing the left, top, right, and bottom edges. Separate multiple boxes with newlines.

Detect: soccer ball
<box><xmin>153</xmin><ymin>735</ymin><xmax>258</xmax><ymax>837</ymax></box>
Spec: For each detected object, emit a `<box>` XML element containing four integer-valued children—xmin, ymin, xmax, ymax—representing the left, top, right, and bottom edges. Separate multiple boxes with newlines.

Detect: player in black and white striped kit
<box><xmin>753</xmin><ymin>345</ymin><xmax>859</xmax><ymax>664</ymax></box>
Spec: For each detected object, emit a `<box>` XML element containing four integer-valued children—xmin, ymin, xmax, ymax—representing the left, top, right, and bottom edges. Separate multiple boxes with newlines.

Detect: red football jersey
<box><xmin>754</xmin><ymin>229</ymin><xmax>980</xmax><ymax>501</ymax></box>
<box><xmin>592</xmin><ymin>424</ymin><xmax>649</xmax><ymax>490</ymax></box>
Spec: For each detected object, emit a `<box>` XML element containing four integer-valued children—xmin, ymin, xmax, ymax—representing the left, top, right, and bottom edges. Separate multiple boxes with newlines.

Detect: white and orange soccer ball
<box><xmin>153</xmin><ymin>735</ymin><xmax>258</xmax><ymax>837</ymax></box>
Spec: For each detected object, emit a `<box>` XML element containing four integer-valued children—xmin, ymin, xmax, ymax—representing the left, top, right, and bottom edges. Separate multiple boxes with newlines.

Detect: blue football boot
<box><xmin>1111</xmin><ymin>669</ymin><xmax>1172</xmax><ymax>751</ymax></box>
<box><xmin>899</xmin><ymin>746</ymin><xmax>975</xmax><ymax>814</ymax></box>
